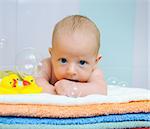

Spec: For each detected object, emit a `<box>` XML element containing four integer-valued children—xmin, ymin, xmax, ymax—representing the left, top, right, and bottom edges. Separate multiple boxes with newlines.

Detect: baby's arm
<box><xmin>55</xmin><ymin>68</ymin><xmax>107</xmax><ymax>97</ymax></box>
<box><xmin>35</xmin><ymin>58</ymin><xmax>56</xmax><ymax>94</ymax></box>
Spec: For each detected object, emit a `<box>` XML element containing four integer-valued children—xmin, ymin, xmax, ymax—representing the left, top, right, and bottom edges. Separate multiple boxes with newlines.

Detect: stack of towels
<box><xmin>0</xmin><ymin>85</ymin><xmax>149</xmax><ymax>129</ymax></box>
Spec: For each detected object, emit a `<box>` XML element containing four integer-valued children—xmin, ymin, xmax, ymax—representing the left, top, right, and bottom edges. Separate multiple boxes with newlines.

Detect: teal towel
<box><xmin>0</xmin><ymin>121</ymin><xmax>149</xmax><ymax>129</ymax></box>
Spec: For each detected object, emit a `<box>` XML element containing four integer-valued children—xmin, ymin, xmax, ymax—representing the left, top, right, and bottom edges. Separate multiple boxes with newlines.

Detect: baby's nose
<box><xmin>66</xmin><ymin>64</ymin><xmax>77</xmax><ymax>76</ymax></box>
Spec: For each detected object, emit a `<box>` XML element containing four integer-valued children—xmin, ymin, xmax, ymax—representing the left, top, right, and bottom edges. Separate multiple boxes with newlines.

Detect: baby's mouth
<box><xmin>66</xmin><ymin>79</ymin><xmax>79</xmax><ymax>82</ymax></box>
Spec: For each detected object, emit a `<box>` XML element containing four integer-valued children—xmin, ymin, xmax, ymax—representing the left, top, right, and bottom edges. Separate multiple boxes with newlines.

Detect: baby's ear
<box><xmin>48</xmin><ymin>48</ymin><xmax>52</xmax><ymax>55</ymax></box>
<box><xmin>96</xmin><ymin>55</ymin><xmax>102</xmax><ymax>64</ymax></box>
<box><xmin>92</xmin><ymin>55</ymin><xmax>102</xmax><ymax>71</ymax></box>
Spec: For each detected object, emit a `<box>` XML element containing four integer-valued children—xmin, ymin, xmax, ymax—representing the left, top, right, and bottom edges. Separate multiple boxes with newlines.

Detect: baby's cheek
<box><xmin>79</xmin><ymin>71</ymin><xmax>91</xmax><ymax>81</ymax></box>
<box><xmin>54</xmin><ymin>69</ymin><xmax>65</xmax><ymax>80</ymax></box>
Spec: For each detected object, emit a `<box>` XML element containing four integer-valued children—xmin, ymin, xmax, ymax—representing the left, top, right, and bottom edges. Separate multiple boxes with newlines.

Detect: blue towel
<box><xmin>0</xmin><ymin>113</ymin><xmax>149</xmax><ymax>125</ymax></box>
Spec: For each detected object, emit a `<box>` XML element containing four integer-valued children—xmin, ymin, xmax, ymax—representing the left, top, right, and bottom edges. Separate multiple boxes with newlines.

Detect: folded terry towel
<box><xmin>0</xmin><ymin>85</ymin><xmax>149</xmax><ymax>105</ymax></box>
<box><xmin>0</xmin><ymin>121</ymin><xmax>149</xmax><ymax>129</ymax></box>
<box><xmin>131</xmin><ymin>128</ymin><xmax>150</xmax><ymax>129</ymax></box>
<box><xmin>0</xmin><ymin>113</ymin><xmax>149</xmax><ymax>124</ymax></box>
<box><xmin>0</xmin><ymin>85</ymin><xmax>149</xmax><ymax>118</ymax></box>
<box><xmin>0</xmin><ymin>100</ymin><xmax>149</xmax><ymax>118</ymax></box>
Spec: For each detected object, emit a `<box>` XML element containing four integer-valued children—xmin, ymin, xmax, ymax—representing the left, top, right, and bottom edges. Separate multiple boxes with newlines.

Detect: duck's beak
<box><xmin>13</xmin><ymin>79</ymin><xmax>17</xmax><ymax>88</ymax></box>
<box><xmin>23</xmin><ymin>80</ymin><xmax>30</xmax><ymax>86</ymax></box>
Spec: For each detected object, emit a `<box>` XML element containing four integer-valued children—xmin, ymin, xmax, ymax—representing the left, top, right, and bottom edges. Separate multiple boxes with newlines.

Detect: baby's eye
<box><xmin>79</xmin><ymin>60</ymin><xmax>87</xmax><ymax>66</ymax></box>
<box><xmin>59</xmin><ymin>58</ymin><xmax>67</xmax><ymax>64</ymax></box>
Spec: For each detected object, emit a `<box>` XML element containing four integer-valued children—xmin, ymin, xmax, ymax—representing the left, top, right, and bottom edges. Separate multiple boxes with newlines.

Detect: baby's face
<box><xmin>51</xmin><ymin>32</ymin><xmax>99</xmax><ymax>82</ymax></box>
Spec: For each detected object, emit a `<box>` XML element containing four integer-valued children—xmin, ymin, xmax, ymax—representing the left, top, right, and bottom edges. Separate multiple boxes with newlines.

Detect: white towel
<box><xmin>0</xmin><ymin>85</ymin><xmax>149</xmax><ymax>105</ymax></box>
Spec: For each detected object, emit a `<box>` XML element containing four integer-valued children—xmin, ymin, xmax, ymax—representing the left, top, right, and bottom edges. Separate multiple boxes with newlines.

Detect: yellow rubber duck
<box><xmin>9</xmin><ymin>74</ymin><xmax>19</xmax><ymax>87</ymax></box>
<box><xmin>0</xmin><ymin>74</ymin><xmax>20</xmax><ymax>94</ymax></box>
<box><xmin>20</xmin><ymin>75</ymin><xmax>42</xmax><ymax>94</ymax></box>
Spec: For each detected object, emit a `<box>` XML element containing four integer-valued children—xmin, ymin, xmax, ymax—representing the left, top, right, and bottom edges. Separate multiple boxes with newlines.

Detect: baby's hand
<box><xmin>55</xmin><ymin>79</ymin><xmax>81</xmax><ymax>97</ymax></box>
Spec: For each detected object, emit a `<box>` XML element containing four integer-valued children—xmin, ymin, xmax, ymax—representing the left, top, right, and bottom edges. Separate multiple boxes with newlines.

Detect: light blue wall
<box><xmin>80</xmin><ymin>0</ymin><xmax>136</xmax><ymax>86</ymax></box>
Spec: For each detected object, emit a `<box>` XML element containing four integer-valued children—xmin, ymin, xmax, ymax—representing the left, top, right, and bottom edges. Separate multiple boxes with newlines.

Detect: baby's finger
<box><xmin>55</xmin><ymin>85</ymin><xmax>65</xmax><ymax>95</ymax></box>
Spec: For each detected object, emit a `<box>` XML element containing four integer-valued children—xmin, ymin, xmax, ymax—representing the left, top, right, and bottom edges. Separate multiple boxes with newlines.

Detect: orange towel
<box><xmin>0</xmin><ymin>100</ymin><xmax>149</xmax><ymax>118</ymax></box>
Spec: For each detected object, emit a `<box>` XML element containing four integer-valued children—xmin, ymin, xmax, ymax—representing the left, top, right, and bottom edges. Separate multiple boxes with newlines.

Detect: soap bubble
<box><xmin>118</xmin><ymin>81</ymin><xmax>128</xmax><ymax>87</ymax></box>
<box><xmin>0</xmin><ymin>38</ymin><xmax>6</xmax><ymax>48</ymax></box>
<box><xmin>15</xmin><ymin>48</ymin><xmax>43</xmax><ymax>78</ymax></box>
<box><xmin>107</xmin><ymin>77</ymin><xmax>119</xmax><ymax>85</ymax></box>
<box><xmin>70</xmin><ymin>86</ymin><xmax>81</xmax><ymax>98</ymax></box>
<box><xmin>0</xmin><ymin>38</ymin><xmax>7</xmax><ymax>66</ymax></box>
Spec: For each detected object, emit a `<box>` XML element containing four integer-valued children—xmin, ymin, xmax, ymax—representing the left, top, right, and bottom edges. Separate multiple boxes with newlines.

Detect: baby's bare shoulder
<box><xmin>42</xmin><ymin>57</ymin><xmax>58</xmax><ymax>84</ymax></box>
<box><xmin>92</xmin><ymin>68</ymin><xmax>103</xmax><ymax>75</ymax></box>
<box><xmin>89</xmin><ymin>68</ymin><xmax>104</xmax><ymax>81</ymax></box>
<box><xmin>40</xmin><ymin>57</ymin><xmax>52</xmax><ymax>80</ymax></box>
<box><xmin>42</xmin><ymin>57</ymin><xmax>51</xmax><ymax>64</ymax></box>
<box><xmin>41</xmin><ymin>57</ymin><xmax>52</xmax><ymax>69</ymax></box>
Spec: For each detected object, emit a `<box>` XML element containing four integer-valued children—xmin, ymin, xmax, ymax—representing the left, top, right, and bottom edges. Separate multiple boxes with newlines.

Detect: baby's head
<box><xmin>49</xmin><ymin>15</ymin><xmax>101</xmax><ymax>82</ymax></box>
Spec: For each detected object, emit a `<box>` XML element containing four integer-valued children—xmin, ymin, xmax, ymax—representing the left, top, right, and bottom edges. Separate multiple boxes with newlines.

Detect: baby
<box><xmin>36</xmin><ymin>15</ymin><xmax>107</xmax><ymax>97</ymax></box>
